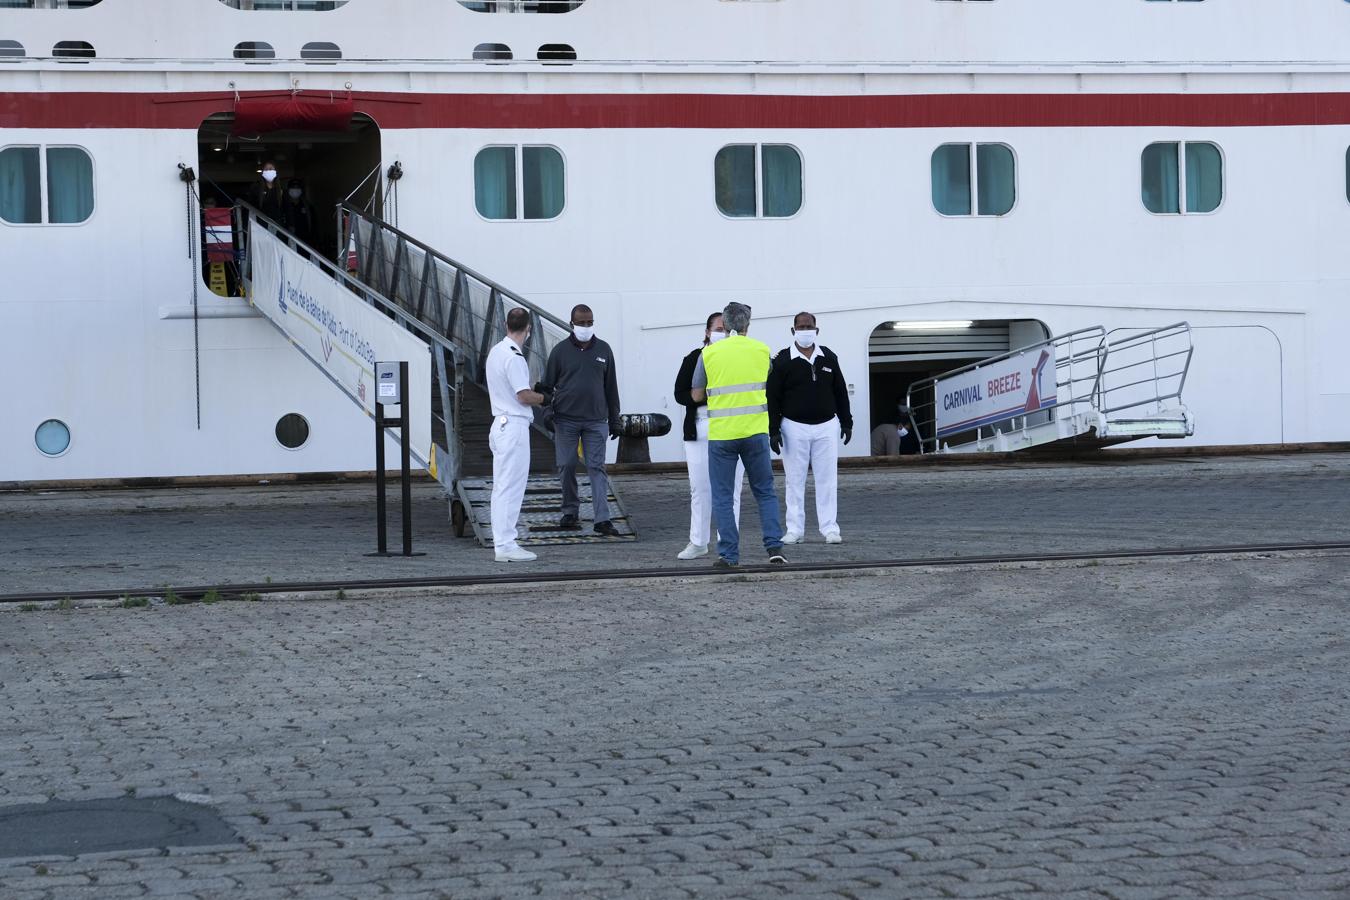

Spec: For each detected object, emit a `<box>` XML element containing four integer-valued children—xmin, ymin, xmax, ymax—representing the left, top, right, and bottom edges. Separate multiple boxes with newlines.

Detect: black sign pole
<box><xmin>374</xmin><ymin>395</ymin><xmax>388</xmax><ymax>556</ymax></box>
<box><xmin>399</xmin><ymin>360</ymin><xmax>414</xmax><ymax>557</ymax></box>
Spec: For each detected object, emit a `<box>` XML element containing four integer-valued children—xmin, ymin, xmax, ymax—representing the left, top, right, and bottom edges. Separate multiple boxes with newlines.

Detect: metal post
<box><xmin>399</xmin><ymin>361</ymin><xmax>413</xmax><ymax>557</ymax></box>
<box><xmin>374</xmin><ymin>399</ymin><xmax>388</xmax><ymax>555</ymax></box>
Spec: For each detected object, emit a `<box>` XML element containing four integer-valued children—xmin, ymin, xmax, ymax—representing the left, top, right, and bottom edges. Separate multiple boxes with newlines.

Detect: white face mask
<box><xmin>897</xmin><ymin>426</ymin><xmax>909</xmax><ymax>437</ymax></box>
<box><xmin>708</xmin><ymin>330</ymin><xmax>727</xmax><ymax>344</ymax></box>
<box><xmin>573</xmin><ymin>325</ymin><xmax>595</xmax><ymax>343</ymax></box>
<box><xmin>262</xmin><ymin>170</ymin><xmax>277</xmax><ymax>183</ymax></box>
<box><xmin>287</xmin><ymin>188</ymin><xmax>302</xmax><ymax>200</ymax></box>
<box><xmin>793</xmin><ymin>329</ymin><xmax>818</xmax><ymax>349</ymax></box>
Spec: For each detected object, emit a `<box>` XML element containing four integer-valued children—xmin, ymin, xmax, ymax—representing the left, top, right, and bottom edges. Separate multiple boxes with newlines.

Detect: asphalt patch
<box><xmin>0</xmin><ymin>795</ymin><xmax>239</xmax><ymax>860</ymax></box>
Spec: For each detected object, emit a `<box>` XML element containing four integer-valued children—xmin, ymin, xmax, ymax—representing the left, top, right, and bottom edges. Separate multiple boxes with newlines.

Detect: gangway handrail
<box><xmin>234</xmin><ymin>200</ymin><xmax>464</xmax><ymax>484</ymax></box>
<box><xmin>905</xmin><ymin>321</ymin><xmax>1193</xmax><ymax>454</ymax></box>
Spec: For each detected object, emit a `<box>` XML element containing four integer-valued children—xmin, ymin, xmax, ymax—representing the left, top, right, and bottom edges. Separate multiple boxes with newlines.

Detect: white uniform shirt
<box><xmin>486</xmin><ymin>336</ymin><xmax>534</xmax><ymax>418</ymax></box>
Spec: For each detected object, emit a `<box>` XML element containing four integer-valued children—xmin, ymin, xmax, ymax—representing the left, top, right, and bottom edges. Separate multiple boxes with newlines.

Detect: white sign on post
<box><xmin>248</xmin><ymin>223</ymin><xmax>434</xmax><ymax>467</ymax></box>
<box><xmin>934</xmin><ymin>343</ymin><xmax>1058</xmax><ymax>439</ymax></box>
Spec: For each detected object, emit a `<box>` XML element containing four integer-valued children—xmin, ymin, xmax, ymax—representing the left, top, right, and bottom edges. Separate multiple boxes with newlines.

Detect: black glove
<box><xmin>841</xmin><ymin>427</ymin><xmax>852</xmax><ymax>446</ymax></box>
<box><xmin>769</xmin><ymin>432</ymin><xmax>782</xmax><ymax>455</ymax></box>
<box><xmin>532</xmin><ymin>381</ymin><xmax>554</xmax><ymax>404</ymax></box>
<box><xmin>609</xmin><ymin>422</ymin><xmax>622</xmax><ymax>441</ymax></box>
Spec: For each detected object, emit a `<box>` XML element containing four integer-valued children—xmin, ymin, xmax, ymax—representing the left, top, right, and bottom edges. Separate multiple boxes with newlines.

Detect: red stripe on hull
<box><xmin>5</xmin><ymin>90</ymin><xmax>1350</xmax><ymax>130</ymax></box>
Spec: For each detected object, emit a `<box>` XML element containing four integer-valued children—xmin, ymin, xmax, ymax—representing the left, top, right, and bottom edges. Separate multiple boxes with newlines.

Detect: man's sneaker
<box><xmin>781</xmin><ymin>531</ymin><xmax>803</xmax><ymax>545</ymax></box>
<box><xmin>677</xmin><ymin>542</ymin><xmax>709</xmax><ymax>560</ymax></box>
<box><xmin>559</xmin><ymin>513</ymin><xmax>580</xmax><ymax>529</ymax></box>
<box><xmin>713</xmin><ymin>557</ymin><xmax>738</xmax><ymax>569</ymax></box>
<box><xmin>494</xmin><ymin>547</ymin><xmax>538</xmax><ymax>563</ymax></box>
<box><xmin>594</xmin><ymin>520</ymin><xmax>620</xmax><ymax>537</ymax></box>
<box><xmin>824</xmin><ymin>531</ymin><xmax>843</xmax><ymax>544</ymax></box>
<box><xmin>767</xmin><ymin>548</ymin><xmax>788</xmax><ymax>565</ymax></box>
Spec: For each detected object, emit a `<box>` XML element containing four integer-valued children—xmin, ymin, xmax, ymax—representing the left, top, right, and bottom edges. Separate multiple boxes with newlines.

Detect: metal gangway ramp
<box><xmin>337</xmin><ymin>204</ymin><xmax>636</xmax><ymax>546</ymax></box>
<box><xmin>907</xmin><ymin>323</ymin><xmax>1195</xmax><ymax>454</ymax></box>
<box><xmin>235</xmin><ymin>202</ymin><xmax>635</xmax><ymax>547</ymax></box>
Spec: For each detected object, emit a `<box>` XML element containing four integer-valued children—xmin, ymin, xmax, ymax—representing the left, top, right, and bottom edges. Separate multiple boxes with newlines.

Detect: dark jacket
<box><xmin>280</xmin><ymin>196</ymin><xmax>317</xmax><ymax>248</ymax></box>
<box><xmin>673</xmin><ymin>346</ymin><xmax>707</xmax><ymax>442</ymax></box>
<box><xmin>250</xmin><ymin>181</ymin><xmax>284</xmax><ymax>222</ymax></box>
<box><xmin>543</xmin><ymin>335</ymin><xmax>621</xmax><ymax>430</ymax></box>
<box><xmin>767</xmin><ymin>344</ymin><xmax>852</xmax><ymax>435</ymax></box>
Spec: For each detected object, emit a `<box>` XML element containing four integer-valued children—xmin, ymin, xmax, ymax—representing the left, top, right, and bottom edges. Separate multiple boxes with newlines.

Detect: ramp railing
<box><xmin>338</xmin><ymin>203</ymin><xmax>572</xmax><ymax>420</ymax></box>
<box><xmin>907</xmin><ymin>322</ymin><xmax>1193</xmax><ymax>453</ymax></box>
<box><xmin>234</xmin><ymin>201</ymin><xmax>464</xmax><ymax>485</ymax></box>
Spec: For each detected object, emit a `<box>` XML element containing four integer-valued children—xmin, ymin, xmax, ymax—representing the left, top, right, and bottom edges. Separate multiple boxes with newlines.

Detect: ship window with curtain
<box><xmin>475</xmin><ymin>146</ymin><xmax>564</xmax><ymax>221</ymax></box>
<box><xmin>458</xmin><ymin>1</ymin><xmax>585</xmax><ymax>12</ymax></box>
<box><xmin>1142</xmin><ymin>141</ymin><xmax>1222</xmax><ymax>214</ymax></box>
<box><xmin>234</xmin><ymin>41</ymin><xmax>276</xmax><ymax>60</ymax></box>
<box><xmin>931</xmin><ymin>143</ymin><xmax>1016</xmax><ymax>216</ymax></box>
<box><xmin>0</xmin><ymin>145</ymin><xmax>94</xmax><ymax>225</ymax></box>
<box><xmin>715</xmin><ymin>144</ymin><xmax>803</xmax><ymax>219</ymax></box>
<box><xmin>217</xmin><ymin>1</ymin><xmax>348</xmax><ymax>10</ymax></box>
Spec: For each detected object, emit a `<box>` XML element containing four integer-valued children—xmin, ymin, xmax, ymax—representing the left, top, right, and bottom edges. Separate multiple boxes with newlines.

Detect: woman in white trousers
<box><xmin>674</xmin><ymin>313</ymin><xmax>742</xmax><ymax>559</ymax></box>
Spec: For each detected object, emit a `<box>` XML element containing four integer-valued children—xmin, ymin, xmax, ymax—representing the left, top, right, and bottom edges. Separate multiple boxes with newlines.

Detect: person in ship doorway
<box><xmin>250</xmin><ymin>160</ymin><xmax>285</xmax><ymax>222</ymax></box>
<box><xmin>280</xmin><ymin>178</ymin><xmax>318</xmax><ymax>250</ymax></box>
<box><xmin>486</xmin><ymin>307</ymin><xmax>548</xmax><ymax>562</ymax></box>
<box><xmin>871</xmin><ymin>401</ymin><xmax>922</xmax><ymax>456</ymax></box>
<box><xmin>672</xmin><ymin>311</ymin><xmax>744</xmax><ymax>560</ymax></box>
<box><xmin>767</xmin><ymin>311</ymin><xmax>853</xmax><ymax>545</ymax></box>
<box><xmin>541</xmin><ymin>304</ymin><xmax>623</xmax><ymax>538</ymax></box>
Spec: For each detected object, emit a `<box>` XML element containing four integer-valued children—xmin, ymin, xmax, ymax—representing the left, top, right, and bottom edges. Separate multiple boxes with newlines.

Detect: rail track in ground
<box><xmin>4</xmin><ymin>540</ymin><xmax>1349</xmax><ymax>605</ymax></box>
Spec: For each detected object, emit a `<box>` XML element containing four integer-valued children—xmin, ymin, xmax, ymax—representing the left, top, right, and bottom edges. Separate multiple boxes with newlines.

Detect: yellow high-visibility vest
<box><xmin>702</xmin><ymin>334</ymin><xmax>770</xmax><ymax>441</ymax></box>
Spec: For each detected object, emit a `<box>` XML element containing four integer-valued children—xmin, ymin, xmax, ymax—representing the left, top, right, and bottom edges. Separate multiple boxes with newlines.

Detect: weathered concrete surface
<box><xmin>2</xmin><ymin>453</ymin><xmax>1350</xmax><ymax>596</ymax></box>
<box><xmin>2</xmin><ymin>553</ymin><xmax>1349</xmax><ymax>898</ymax></box>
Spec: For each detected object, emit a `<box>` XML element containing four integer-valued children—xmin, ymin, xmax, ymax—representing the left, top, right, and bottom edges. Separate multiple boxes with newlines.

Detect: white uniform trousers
<box><xmin>781</xmin><ymin>416</ymin><xmax>840</xmax><ymax>537</ymax></box>
<box><xmin>685</xmin><ymin>415</ymin><xmax>743</xmax><ymax>546</ymax></box>
<box><xmin>489</xmin><ymin>416</ymin><xmax>532</xmax><ymax>552</ymax></box>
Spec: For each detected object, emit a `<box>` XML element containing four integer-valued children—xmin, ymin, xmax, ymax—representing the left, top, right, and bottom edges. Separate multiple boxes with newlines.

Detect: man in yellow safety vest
<box><xmin>690</xmin><ymin>302</ymin><xmax>787</xmax><ymax>567</ymax></box>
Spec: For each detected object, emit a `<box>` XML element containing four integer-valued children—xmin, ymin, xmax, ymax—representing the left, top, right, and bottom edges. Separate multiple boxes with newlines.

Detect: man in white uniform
<box><xmin>486</xmin><ymin>307</ymin><xmax>547</xmax><ymax>562</ymax></box>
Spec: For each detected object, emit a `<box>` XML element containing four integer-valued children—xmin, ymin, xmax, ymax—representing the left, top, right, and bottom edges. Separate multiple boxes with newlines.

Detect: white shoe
<box><xmin>824</xmin><ymin>531</ymin><xmax>843</xmax><ymax>544</ymax></box>
<box><xmin>677</xmin><ymin>543</ymin><xmax>709</xmax><ymax>560</ymax></box>
<box><xmin>781</xmin><ymin>531</ymin><xmax>803</xmax><ymax>545</ymax></box>
<box><xmin>494</xmin><ymin>547</ymin><xmax>537</xmax><ymax>562</ymax></box>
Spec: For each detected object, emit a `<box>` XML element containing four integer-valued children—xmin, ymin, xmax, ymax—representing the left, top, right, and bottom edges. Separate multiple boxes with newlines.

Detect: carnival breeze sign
<box><xmin>935</xmin><ymin>345</ymin><xmax>1058</xmax><ymax>439</ymax></box>
<box><xmin>249</xmin><ymin>224</ymin><xmax>434</xmax><ymax>468</ymax></box>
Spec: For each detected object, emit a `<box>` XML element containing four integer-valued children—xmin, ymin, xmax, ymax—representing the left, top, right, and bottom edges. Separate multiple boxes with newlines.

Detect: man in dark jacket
<box><xmin>542</xmin><ymin>304</ymin><xmax>622</xmax><ymax>536</ymax></box>
<box><xmin>767</xmin><ymin>311</ymin><xmax>852</xmax><ymax>544</ymax></box>
<box><xmin>672</xmin><ymin>312</ymin><xmax>743</xmax><ymax>560</ymax></box>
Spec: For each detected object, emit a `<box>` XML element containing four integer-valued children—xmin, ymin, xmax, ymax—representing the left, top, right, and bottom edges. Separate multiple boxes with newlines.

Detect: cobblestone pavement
<box><xmin>2</xmin><ymin>553</ymin><xmax>1349</xmax><ymax>898</ymax></box>
<box><xmin>3</xmin><ymin>453</ymin><xmax>1350</xmax><ymax>596</ymax></box>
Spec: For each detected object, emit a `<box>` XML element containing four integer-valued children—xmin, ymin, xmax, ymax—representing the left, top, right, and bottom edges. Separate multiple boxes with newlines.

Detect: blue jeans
<box><xmin>709</xmin><ymin>434</ymin><xmax>782</xmax><ymax>564</ymax></box>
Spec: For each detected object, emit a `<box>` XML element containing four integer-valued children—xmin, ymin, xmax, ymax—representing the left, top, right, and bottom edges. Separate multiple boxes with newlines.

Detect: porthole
<box><xmin>52</xmin><ymin>40</ymin><xmax>95</xmax><ymax>61</ymax></box>
<box><xmin>34</xmin><ymin>419</ymin><xmax>71</xmax><ymax>457</ymax></box>
<box><xmin>0</xmin><ymin>41</ymin><xmax>25</xmax><ymax>61</ymax></box>
<box><xmin>275</xmin><ymin>413</ymin><xmax>310</xmax><ymax>450</ymax></box>
<box><xmin>233</xmin><ymin>41</ymin><xmax>276</xmax><ymax>61</ymax></box>
<box><xmin>473</xmin><ymin>42</ymin><xmax>512</xmax><ymax>61</ymax></box>
<box><xmin>300</xmin><ymin>41</ymin><xmax>341</xmax><ymax>62</ymax></box>
<box><xmin>538</xmin><ymin>43</ymin><xmax>576</xmax><ymax>63</ymax></box>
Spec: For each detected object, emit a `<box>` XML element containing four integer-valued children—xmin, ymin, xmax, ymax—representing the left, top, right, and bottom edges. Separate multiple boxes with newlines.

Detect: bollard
<box><xmin>615</xmin><ymin>413</ymin><xmax>672</xmax><ymax>464</ymax></box>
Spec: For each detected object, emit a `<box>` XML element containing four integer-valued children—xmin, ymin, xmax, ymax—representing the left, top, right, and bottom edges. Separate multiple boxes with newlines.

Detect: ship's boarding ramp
<box><xmin>337</xmin><ymin>203</ymin><xmax>637</xmax><ymax>544</ymax></box>
<box><xmin>236</xmin><ymin>202</ymin><xmax>635</xmax><ymax>544</ymax></box>
<box><xmin>908</xmin><ymin>323</ymin><xmax>1195</xmax><ymax>454</ymax></box>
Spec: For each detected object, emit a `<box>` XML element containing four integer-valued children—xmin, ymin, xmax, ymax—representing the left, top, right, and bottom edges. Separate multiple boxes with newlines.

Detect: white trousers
<box><xmin>781</xmin><ymin>416</ymin><xmax>839</xmax><ymax>537</ymax></box>
<box><xmin>488</xmin><ymin>416</ymin><xmax>531</xmax><ymax>552</ymax></box>
<box><xmin>685</xmin><ymin>416</ymin><xmax>743</xmax><ymax>546</ymax></box>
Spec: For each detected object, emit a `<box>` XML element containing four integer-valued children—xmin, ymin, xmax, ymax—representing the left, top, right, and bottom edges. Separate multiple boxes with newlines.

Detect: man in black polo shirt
<box><xmin>767</xmin><ymin>311</ymin><xmax>853</xmax><ymax>545</ymax></box>
<box><xmin>542</xmin><ymin>304</ymin><xmax>622</xmax><ymax>537</ymax></box>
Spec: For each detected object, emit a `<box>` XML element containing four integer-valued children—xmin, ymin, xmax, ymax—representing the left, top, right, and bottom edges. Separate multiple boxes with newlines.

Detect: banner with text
<box><xmin>935</xmin><ymin>343</ymin><xmax>1058</xmax><ymax>439</ymax></box>
<box><xmin>249</xmin><ymin>223</ymin><xmax>433</xmax><ymax>468</ymax></box>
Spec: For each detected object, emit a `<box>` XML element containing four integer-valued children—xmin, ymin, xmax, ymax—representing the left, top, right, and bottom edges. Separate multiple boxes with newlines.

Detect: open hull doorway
<box><xmin>867</xmin><ymin>319</ymin><xmax>1050</xmax><ymax>452</ymax></box>
<box><xmin>196</xmin><ymin>111</ymin><xmax>382</xmax><ymax>262</ymax></box>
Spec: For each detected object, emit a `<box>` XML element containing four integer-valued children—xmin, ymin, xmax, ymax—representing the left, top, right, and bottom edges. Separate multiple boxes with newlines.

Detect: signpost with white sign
<box><xmin>934</xmin><ymin>343</ymin><xmax>1059</xmax><ymax>440</ymax></box>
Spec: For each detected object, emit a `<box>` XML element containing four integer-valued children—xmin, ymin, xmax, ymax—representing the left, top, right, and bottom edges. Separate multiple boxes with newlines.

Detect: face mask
<box><xmin>573</xmin><ymin>325</ymin><xmax>595</xmax><ymax>343</ymax></box>
<box><xmin>708</xmin><ymin>330</ymin><xmax>727</xmax><ymax>344</ymax></box>
<box><xmin>288</xmin><ymin>188</ymin><xmax>302</xmax><ymax>200</ymax></box>
<box><xmin>793</xmin><ymin>329</ymin><xmax>818</xmax><ymax>349</ymax></box>
<box><xmin>897</xmin><ymin>426</ymin><xmax>909</xmax><ymax>437</ymax></box>
<box><xmin>262</xmin><ymin>170</ymin><xmax>277</xmax><ymax>183</ymax></box>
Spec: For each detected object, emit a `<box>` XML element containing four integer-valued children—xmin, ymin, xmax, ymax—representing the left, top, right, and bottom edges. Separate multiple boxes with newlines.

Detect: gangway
<box><xmin>236</xmin><ymin>202</ymin><xmax>635</xmax><ymax>547</ymax></box>
<box><xmin>907</xmin><ymin>323</ymin><xmax>1195</xmax><ymax>454</ymax></box>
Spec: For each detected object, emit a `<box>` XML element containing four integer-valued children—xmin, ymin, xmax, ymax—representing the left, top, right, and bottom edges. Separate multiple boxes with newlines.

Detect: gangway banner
<box><xmin>248</xmin><ymin>224</ymin><xmax>434</xmax><ymax>469</ymax></box>
<box><xmin>935</xmin><ymin>343</ymin><xmax>1058</xmax><ymax>440</ymax></box>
